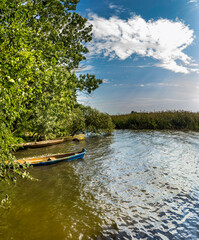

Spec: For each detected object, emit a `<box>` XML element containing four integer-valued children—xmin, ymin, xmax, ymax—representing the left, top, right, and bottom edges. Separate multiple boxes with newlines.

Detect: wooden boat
<box><xmin>18</xmin><ymin>139</ymin><xmax>65</xmax><ymax>149</ymax></box>
<box><xmin>16</xmin><ymin>149</ymin><xmax>86</xmax><ymax>166</ymax></box>
<box><xmin>17</xmin><ymin>134</ymin><xmax>85</xmax><ymax>150</ymax></box>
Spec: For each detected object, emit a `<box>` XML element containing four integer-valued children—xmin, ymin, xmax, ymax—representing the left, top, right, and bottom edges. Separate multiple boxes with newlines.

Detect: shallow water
<box><xmin>1</xmin><ymin>130</ymin><xmax>199</xmax><ymax>239</ymax></box>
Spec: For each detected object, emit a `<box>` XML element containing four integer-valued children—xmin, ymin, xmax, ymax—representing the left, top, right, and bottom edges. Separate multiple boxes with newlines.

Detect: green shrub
<box><xmin>111</xmin><ymin>111</ymin><xmax>199</xmax><ymax>131</ymax></box>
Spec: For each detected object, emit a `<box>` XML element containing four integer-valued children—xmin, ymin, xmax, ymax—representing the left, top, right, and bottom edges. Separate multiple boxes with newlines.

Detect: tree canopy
<box><xmin>0</xmin><ymin>0</ymin><xmax>106</xmax><ymax>182</ymax></box>
<box><xmin>69</xmin><ymin>105</ymin><xmax>115</xmax><ymax>136</ymax></box>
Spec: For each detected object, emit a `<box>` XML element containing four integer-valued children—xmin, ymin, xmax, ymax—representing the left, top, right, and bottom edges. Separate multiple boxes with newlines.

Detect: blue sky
<box><xmin>76</xmin><ymin>0</ymin><xmax>199</xmax><ymax>114</ymax></box>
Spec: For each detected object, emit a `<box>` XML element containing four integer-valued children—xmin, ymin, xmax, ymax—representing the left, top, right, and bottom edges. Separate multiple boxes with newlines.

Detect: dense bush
<box><xmin>78</xmin><ymin>105</ymin><xmax>115</xmax><ymax>135</ymax></box>
<box><xmin>111</xmin><ymin>111</ymin><xmax>199</xmax><ymax>131</ymax></box>
<box><xmin>0</xmin><ymin>0</ymin><xmax>102</xmax><ymax>182</ymax></box>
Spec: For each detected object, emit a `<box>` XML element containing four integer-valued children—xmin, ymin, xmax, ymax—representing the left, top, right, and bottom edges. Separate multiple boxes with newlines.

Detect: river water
<box><xmin>0</xmin><ymin>130</ymin><xmax>199</xmax><ymax>239</ymax></box>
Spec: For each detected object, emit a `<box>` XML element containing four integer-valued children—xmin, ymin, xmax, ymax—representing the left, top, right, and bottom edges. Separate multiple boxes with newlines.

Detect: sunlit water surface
<box><xmin>1</xmin><ymin>130</ymin><xmax>199</xmax><ymax>239</ymax></box>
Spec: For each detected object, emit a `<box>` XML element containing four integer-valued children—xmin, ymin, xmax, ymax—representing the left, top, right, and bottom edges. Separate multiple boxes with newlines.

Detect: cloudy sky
<box><xmin>76</xmin><ymin>0</ymin><xmax>199</xmax><ymax>114</ymax></box>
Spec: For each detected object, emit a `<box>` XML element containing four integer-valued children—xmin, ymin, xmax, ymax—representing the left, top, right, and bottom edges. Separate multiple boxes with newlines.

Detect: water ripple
<box><xmin>80</xmin><ymin>130</ymin><xmax>199</xmax><ymax>239</ymax></box>
<box><xmin>1</xmin><ymin>130</ymin><xmax>199</xmax><ymax>239</ymax></box>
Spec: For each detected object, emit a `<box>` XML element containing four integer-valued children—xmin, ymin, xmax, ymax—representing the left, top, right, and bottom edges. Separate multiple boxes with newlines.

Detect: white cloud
<box><xmin>76</xmin><ymin>65</ymin><xmax>93</xmax><ymax>72</ymax></box>
<box><xmin>88</xmin><ymin>14</ymin><xmax>199</xmax><ymax>74</ymax></box>
<box><xmin>138</xmin><ymin>82</ymin><xmax>179</xmax><ymax>88</ymax></box>
<box><xmin>77</xmin><ymin>93</ymin><xmax>92</xmax><ymax>105</ymax></box>
<box><xmin>103</xmin><ymin>78</ymin><xmax>110</xmax><ymax>83</ymax></box>
<box><xmin>109</xmin><ymin>3</ymin><xmax>117</xmax><ymax>9</ymax></box>
<box><xmin>188</xmin><ymin>0</ymin><xmax>198</xmax><ymax>7</ymax></box>
<box><xmin>108</xmin><ymin>3</ymin><xmax>125</xmax><ymax>13</ymax></box>
<box><xmin>157</xmin><ymin>82</ymin><xmax>179</xmax><ymax>87</ymax></box>
<box><xmin>113</xmin><ymin>83</ymin><xmax>124</xmax><ymax>87</ymax></box>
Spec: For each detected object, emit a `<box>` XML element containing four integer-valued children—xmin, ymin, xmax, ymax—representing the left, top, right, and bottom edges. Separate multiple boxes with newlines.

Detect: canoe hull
<box><xmin>33</xmin><ymin>150</ymin><xmax>86</xmax><ymax>166</ymax></box>
<box><xmin>18</xmin><ymin>139</ymin><xmax>64</xmax><ymax>150</ymax></box>
<box><xmin>17</xmin><ymin>149</ymin><xmax>86</xmax><ymax>166</ymax></box>
<box><xmin>18</xmin><ymin>134</ymin><xmax>85</xmax><ymax>150</ymax></box>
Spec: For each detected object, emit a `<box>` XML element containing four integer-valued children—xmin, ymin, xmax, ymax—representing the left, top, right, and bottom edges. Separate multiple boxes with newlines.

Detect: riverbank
<box><xmin>111</xmin><ymin>111</ymin><xmax>199</xmax><ymax>131</ymax></box>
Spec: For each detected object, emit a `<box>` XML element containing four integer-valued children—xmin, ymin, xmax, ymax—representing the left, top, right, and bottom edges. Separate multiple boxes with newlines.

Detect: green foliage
<box><xmin>61</xmin><ymin>105</ymin><xmax>114</xmax><ymax>136</ymax></box>
<box><xmin>12</xmin><ymin>0</ymin><xmax>102</xmax><ymax>140</ymax></box>
<box><xmin>80</xmin><ymin>106</ymin><xmax>114</xmax><ymax>134</ymax></box>
<box><xmin>0</xmin><ymin>0</ymin><xmax>103</xmax><ymax>183</ymax></box>
<box><xmin>112</xmin><ymin>111</ymin><xmax>199</xmax><ymax>131</ymax></box>
<box><xmin>78</xmin><ymin>74</ymin><xmax>103</xmax><ymax>94</ymax></box>
<box><xmin>67</xmin><ymin>108</ymin><xmax>86</xmax><ymax>136</ymax></box>
<box><xmin>0</xmin><ymin>0</ymin><xmax>45</xmax><ymax>181</ymax></box>
<box><xmin>28</xmin><ymin>0</ymin><xmax>92</xmax><ymax>70</ymax></box>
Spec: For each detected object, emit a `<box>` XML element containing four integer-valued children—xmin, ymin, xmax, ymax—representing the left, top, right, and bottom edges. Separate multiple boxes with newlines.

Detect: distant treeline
<box><xmin>111</xmin><ymin>111</ymin><xmax>199</xmax><ymax>131</ymax></box>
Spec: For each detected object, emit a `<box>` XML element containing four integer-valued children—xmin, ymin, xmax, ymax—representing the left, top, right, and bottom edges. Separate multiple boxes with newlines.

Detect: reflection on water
<box><xmin>1</xmin><ymin>130</ymin><xmax>199</xmax><ymax>239</ymax></box>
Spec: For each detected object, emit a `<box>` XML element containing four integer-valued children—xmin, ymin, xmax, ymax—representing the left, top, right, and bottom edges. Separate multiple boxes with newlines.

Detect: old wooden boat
<box><xmin>18</xmin><ymin>139</ymin><xmax>65</xmax><ymax>150</ymax></box>
<box><xmin>16</xmin><ymin>149</ymin><xmax>86</xmax><ymax>166</ymax></box>
<box><xmin>18</xmin><ymin>134</ymin><xmax>85</xmax><ymax>150</ymax></box>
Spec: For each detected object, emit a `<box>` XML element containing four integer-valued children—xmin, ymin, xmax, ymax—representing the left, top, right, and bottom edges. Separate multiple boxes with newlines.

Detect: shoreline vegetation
<box><xmin>17</xmin><ymin>105</ymin><xmax>114</xmax><ymax>143</ymax></box>
<box><xmin>0</xmin><ymin>0</ymin><xmax>113</xmax><ymax>183</ymax></box>
<box><xmin>111</xmin><ymin>111</ymin><xmax>199</xmax><ymax>131</ymax></box>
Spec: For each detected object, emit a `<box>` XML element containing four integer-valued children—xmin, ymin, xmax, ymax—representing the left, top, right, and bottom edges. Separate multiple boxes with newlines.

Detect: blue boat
<box><xmin>17</xmin><ymin>149</ymin><xmax>86</xmax><ymax>166</ymax></box>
